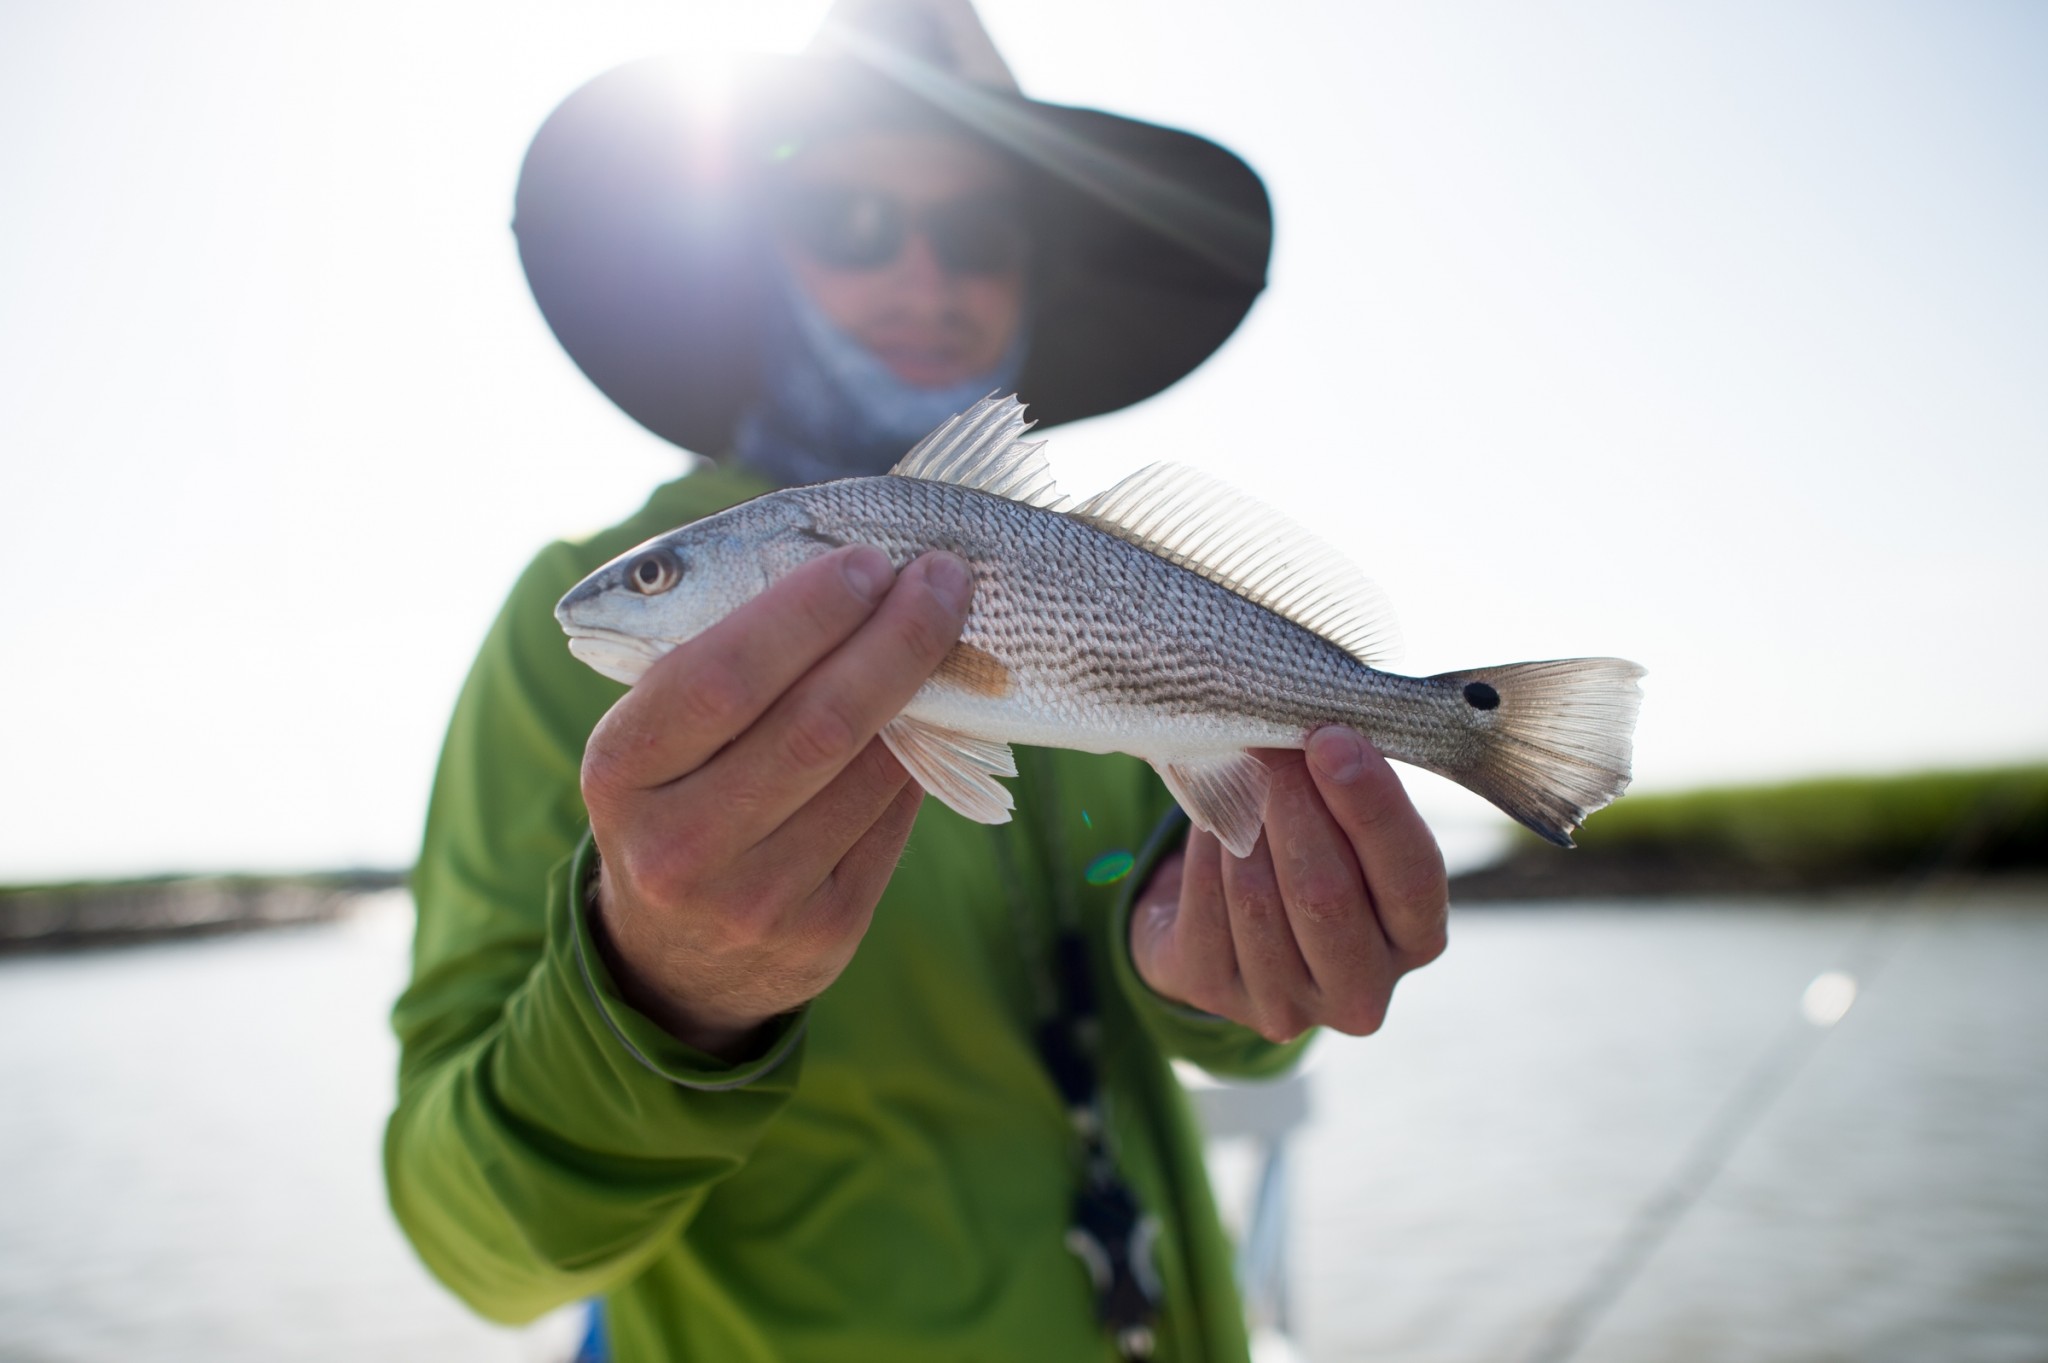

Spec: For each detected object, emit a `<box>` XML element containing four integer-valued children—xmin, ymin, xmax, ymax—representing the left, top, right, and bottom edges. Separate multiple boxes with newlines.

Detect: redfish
<box><xmin>556</xmin><ymin>396</ymin><xmax>1644</xmax><ymax>855</ymax></box>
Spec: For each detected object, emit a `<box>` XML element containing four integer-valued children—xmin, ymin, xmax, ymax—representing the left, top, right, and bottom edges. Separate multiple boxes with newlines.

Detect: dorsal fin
<box><xmin>1070</xmin><ymin>463</ymin><xmax>1404</xmax><ymax>668</ymax></box>
<box><xmin>889</xmin><ymin>394</ymin><xmax>1068</xmax><ymax>510</ymax></box>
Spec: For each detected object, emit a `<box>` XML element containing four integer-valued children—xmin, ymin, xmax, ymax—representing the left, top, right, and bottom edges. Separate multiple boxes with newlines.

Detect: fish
<box><xmin>556</xmin><ymin>395</ymin><xmax>1645</xmax><ymax>856</ymax></box>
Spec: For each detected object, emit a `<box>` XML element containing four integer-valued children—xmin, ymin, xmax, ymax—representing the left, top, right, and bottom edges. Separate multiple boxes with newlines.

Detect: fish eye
<box><xmin>626</xmin><ymin>550</ymin><xmax>681</xmax><ymax>596</ymax></box>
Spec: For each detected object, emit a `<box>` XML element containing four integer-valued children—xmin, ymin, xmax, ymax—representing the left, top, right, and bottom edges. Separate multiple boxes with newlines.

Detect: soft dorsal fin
<box><xmin>889</xmin><ymin>394</ymin><xmax>1068</xmax><ymax>510</ymax></box>
<box><xmin>1070</xmin><ymin>463</ymin><xmax>1404</xmax><ymax>668</ymax></box>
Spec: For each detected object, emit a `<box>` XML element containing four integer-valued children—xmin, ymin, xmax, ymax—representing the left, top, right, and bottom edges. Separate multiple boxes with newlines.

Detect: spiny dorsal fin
<box><xmin>1070</xmin><ymin>463</ymin><xmax>1404</xmax><ymax>668</ymax></box>
<box><xmin>889</xmin><ymin>394</ymin><xmax>1068</xmax><ymax>510</ymax></box>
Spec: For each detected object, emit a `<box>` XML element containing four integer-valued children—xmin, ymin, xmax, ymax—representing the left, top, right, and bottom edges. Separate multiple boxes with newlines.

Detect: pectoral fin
<box><xmin>1151</xmin><ymin>752</ymin><xmax>1272</xmax><ymax>859</ymax></box>
<box><xmin>880</xmin><ymin>717</ymin><xmax>1018</xmax><ymax>825</ymax></box>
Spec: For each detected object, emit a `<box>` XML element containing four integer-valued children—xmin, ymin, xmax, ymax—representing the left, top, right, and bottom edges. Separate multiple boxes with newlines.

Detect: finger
<box><xmin>1162</xmin><ymin>827</ymin><xmax>1245</xmax><ymax>1017</ymax></box>
<box><xmin>598</xmin><ymin>744</ymin><xmax>909</xmax><ymax>1019</ymax></box>
<box><xmin>1217</xmin><ymin>819</ymin><xmax>1316</xmax><ymax>1042</ymax></box>
<box><xmin>816</xmin><ymin>778</ymin><xmax>927</xmax><ymax>942</ymax></box>
<box><xmin>693</xmin><ymin>551</ymin><xmax>973</xmax><ymax>845</ymax></box>
<box><xmin>1126</xmin><ymin>847</ymin><xmax>1187</xmax><ymax>994</ymax></box>
<box><xmin>750</xmin><ymin>737</ymin><xmax>915</xmax><ymax>902</ymax></box>
<box><xmin>1305</xmin><ymin>727</ymin><xmax>1450</xmax><ymax>964</ymax></box>
<box><xmin>585</xmin><ymin>544</ymin><xmax>899</xmax><ymax>797</ymax></box>
<box><xmin>1255</xmin><ymin>748</ymin><xmax>1386</xmax><ymax>992</ymax></box>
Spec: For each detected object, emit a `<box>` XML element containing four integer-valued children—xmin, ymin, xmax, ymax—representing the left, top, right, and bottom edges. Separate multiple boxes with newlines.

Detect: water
<box><xmin>1</xmin><ymin>889</ymin><xmax>2043</xmax><ymax>1363</ymax></box>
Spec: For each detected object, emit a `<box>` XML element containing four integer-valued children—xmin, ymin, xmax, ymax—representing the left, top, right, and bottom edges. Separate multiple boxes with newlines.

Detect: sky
<box><xmin>2</xmin><ymin>0</ymin><xmax>2044</xmax><ymax>882</ymax></box>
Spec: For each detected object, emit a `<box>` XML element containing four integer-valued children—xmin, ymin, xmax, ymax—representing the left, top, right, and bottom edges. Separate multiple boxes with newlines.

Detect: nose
<box><xmin>888</xmin><ymin>227</ymin><xmax>956</xmax><ymax>298</ymax></box>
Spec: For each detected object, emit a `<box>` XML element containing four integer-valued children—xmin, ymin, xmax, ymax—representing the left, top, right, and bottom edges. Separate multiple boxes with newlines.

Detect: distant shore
<box><xmin>1450</xmin><ymin>763</ymin><xmax>2048</xmax><ymax>902</ymax></box>
<box><xmin>0</xmin><ymin>871</ymin><xmax>406</xmax><ymax>953</ymax></box>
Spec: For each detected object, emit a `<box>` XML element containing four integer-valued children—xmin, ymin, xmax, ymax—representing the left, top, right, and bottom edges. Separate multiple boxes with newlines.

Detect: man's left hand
<box><xmin>1128</xmin><ymin>727</ymin><xmax>1449</xmax><ymax>1044</ymax></box>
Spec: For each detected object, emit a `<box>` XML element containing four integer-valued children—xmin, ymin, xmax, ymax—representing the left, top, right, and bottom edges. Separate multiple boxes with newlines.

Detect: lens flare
<box><xmin>1801</xmin><ymin>971</ymin><xmax>1858</xmax><ymax>1027</ymax></box>
<box><xmin>1085</xmin><ymin>850</ymin><xmax>1135</xmax><ymax>886</ymax></box>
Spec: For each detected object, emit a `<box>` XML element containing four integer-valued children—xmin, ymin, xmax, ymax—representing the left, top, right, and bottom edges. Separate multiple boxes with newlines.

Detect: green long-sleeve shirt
<box><xmin>386</xmin><ymin>463</ymin><xmax>1308</xmax><ymax>1361</ymax></box>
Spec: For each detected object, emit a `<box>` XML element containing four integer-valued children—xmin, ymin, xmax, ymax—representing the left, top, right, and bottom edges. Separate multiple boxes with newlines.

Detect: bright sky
<box><xmin>2</xmin><ymin>1</ymin><xmax>2043</xmax><ymax>882</ymax></box>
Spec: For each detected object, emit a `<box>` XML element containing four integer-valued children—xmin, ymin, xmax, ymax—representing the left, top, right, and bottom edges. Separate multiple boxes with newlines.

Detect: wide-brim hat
<box><xmin>512</xmin><ymin>0</ymin><xmax>1273</xmax><ymax>455</ymax></box>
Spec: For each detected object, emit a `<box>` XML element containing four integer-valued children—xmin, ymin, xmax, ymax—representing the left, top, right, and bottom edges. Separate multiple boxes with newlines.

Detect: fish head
<box><xmin>554</xmin><ymin>496</ymin><xmax>827</xmax><ymax>686</ymax></box>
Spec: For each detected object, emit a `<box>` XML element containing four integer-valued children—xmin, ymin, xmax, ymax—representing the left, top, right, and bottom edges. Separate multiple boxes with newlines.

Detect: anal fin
<box><xmin>880</xmin><ymin>716</ymin><xmax>1018</xmax><ymax>825</ymax></box>
<box><xmin>1152</xmin><ymin>753</ymin><xmax>1272</xmax><ymax>859</ymax></box>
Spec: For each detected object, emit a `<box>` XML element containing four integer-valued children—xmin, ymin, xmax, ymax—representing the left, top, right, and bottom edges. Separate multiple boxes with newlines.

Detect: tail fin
<box><xmin>1429</xmin><ymin>658</ymin><xmax>1646</xmax><ymax>847</ymax></box>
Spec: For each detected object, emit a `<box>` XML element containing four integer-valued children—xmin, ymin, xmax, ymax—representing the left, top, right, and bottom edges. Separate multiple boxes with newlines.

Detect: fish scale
<box><xmin>556</xmin><ymin>396</ymin><xmax>1645</xmax><ymax>855</ymax></box>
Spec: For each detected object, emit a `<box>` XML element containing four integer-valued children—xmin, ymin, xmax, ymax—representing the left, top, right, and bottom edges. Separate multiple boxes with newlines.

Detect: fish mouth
<box><xmin>562</xmin><ymin>627</ymin><xmax>669</xmax><ymax>687</ymax></box>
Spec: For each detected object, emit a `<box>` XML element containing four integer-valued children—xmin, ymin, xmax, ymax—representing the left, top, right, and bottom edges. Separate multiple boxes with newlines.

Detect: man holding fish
<box><xmin>388</xmin><ymin>3</ymin><xmax>1640</xmax><ymax>1359</ymax></box>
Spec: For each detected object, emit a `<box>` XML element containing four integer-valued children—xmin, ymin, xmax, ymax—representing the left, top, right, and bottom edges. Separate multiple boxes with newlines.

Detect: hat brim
<box><xmin>513</xmin><ymin>52</ymin><xmax>1273</xmax><ymax>455</ymax></box>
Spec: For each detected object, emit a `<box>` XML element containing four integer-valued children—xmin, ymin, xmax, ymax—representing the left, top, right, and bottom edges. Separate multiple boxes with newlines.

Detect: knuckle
<box><xmin>1342</xmin><ymin>765</ymin><xmax>1418</xmax><ymax>835</ymax></box>
<box><xmin>1405</xmin><ymin>924</ymin><xmax>1450</xmax><ymax>967</ymax></box>
<box><xmin>1331</xmin><ymin>995</ymin><xmax>1389</xmax><ymax>1037</ymax></box>
<box><xmin>804</xmin><ymin>882</ymin><xmax>879</xmax><ymax>953</ymax></box>
<box><xmin>1394</xmin><ymin>851</ymin><xmax>1451</xmax><ymax>912</ymax></box>
<box><xmin>700</xmin><ymin>873</ymin><xmax>791</xmax><ymax>952</ymax></box>
<box><xmin>1223</xmin><ymin>861</ymin><xmax>1284</xmax><ymax>923</ymax></box>
<box><xmin>580</xmin><ymin>743</ymin><xmax>626</xmax><ymax>807</ymax></box>
<box><xmin>629</xmin><ymin>832</ymin><xmax>708</xmax><ymax>909</ymax></box>
<box><xmin>1183</xmin><ymin>978</ymin><xmax>1234</xmax><ymax>1019</ymax></box>
<box><xmin>579</xmin><ymin>710</ymin><xmax>645</xmax><ymax>802</ymax></box>
<box><xmin>1268</xmin><ymin>753</ymin><xmax>1318</xmax><ymax>806</ymax></box>
<box><xmin>1287</xmin><ymin>873</ymin><xmax>1355</xmax><ymax>928</ymax></box>
<box><xmin>715</xmin><ymin>767</ymin><xmax>782</xmax><ymax>826</ymax></box>
<box><xmin>1234</xmin><ymin>890</ymin><xmax>1286</xmax><ymax>935</ymax></box>
<box><xmin>674</xmin><ymin>656</ymin><xmax>755</xmax><ymax>736</ymax></box>
<box><xmin>1348</xmin><ymin>789</ymin><xmax>1405</xmax><ymax>840</ymax></box>
<box><xmin>781</xmin><ymin>703</ymin><xmax>863</xmax><ymax>774</ymax></box>
<box><xmin>1384</xmin><ymin>873</ymin><xmax>1449</xmax><ymax>946</ymax></box>
<box><xmin>1255</xmin><ymin>1012</ymin><xmax>1305</xmax><ymax>1046</ymax></box>
<box><xmin>714</xmin><ymin>902</ymin><xmax>777</xmax><ymax>953</ymax></box>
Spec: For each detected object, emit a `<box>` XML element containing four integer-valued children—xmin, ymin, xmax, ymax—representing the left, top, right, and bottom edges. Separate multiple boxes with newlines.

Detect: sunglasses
<box><xmin>773</xmin><ymin>184</ymin><xmax>1030</xmax><ymax>277</ymax></box>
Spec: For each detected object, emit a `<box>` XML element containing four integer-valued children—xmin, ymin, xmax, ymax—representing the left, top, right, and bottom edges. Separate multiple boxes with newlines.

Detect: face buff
<box><xmin>732</xmin><ymin>262</ymin><xmax>1029</xmax><ymax>487</ymax></box>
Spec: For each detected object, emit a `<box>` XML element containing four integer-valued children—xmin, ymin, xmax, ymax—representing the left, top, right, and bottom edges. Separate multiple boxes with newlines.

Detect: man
<box><xmin>386</xmin><ymin>4</ymin><xmax>1449</xmax><ymax>1360</ymax></box>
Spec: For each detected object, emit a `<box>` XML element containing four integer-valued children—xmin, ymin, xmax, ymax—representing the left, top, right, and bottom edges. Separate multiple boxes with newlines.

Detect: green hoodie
<box><xmin>385</xmin><ymin>464</ymin><xmax>1308</xmax><ymax>1362</ymax></box>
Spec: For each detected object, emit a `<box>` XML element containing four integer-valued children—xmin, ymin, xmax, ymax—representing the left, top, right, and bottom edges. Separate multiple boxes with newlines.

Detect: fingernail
<box><xmin>1309</xmin><ymin>726</ymin><xmax>1365</xmax><ymax>784</ymax></box>
<box><xmin>923</xmin><ymin>552</ymin><xmax>973</xmax><ymax>613</ymax></box>
<box><xmin>841</xmin><ymin>546</ymin><xmax>892</xmax><ymax>604</ymax></box>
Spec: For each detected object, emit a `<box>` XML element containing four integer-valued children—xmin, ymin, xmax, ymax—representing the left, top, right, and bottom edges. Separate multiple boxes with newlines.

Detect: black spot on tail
<box><xmin>1463</xmin><ymin>681</ymin><xmax>1501</xmax><ymax>710</ymax></box>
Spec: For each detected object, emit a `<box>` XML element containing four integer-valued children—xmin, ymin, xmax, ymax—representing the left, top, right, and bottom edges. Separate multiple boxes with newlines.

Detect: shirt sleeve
<box><xmin>383</xmin><ymin>542</ymin><xmax>806</xmax><ymax>1324</ymax></box>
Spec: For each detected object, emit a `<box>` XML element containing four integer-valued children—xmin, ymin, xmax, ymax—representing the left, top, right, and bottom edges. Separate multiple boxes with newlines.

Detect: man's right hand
<box><xmin>580</xmin><ymin>544</ymin><xmax>974</xmax><ymax>1059</ymax></box>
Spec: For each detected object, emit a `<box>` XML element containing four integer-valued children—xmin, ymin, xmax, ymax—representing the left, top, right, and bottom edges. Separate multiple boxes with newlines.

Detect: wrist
<box><xmin>586</xmin><ymin>858</ymin><xmax>780</xmax><ymax>1062</ymax></box>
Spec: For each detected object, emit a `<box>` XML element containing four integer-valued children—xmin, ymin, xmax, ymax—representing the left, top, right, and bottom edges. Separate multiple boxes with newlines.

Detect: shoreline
<box><xmin>1447</xmin><ymin>858</ymin><xmax>2048</xmax><ymax>905</ymax></box>
<box><xmin>0</xmin><ymin>871</ymin><xmax>406</xmax><ymax>955</ymax></box>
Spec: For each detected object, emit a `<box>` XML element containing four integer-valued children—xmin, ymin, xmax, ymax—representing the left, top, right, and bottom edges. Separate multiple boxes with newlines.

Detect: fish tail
<box><xmin>1423</xmin><ymin>658</ymin><xmax>1646</xmax><ymax>847</ymax></box>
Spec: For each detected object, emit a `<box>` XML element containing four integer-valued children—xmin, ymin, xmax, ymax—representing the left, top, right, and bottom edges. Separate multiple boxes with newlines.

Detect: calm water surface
<box><xmin>1</xmin><ymin>888</ymin><xmax>2043</xmax><ymax>1363</ymax></box>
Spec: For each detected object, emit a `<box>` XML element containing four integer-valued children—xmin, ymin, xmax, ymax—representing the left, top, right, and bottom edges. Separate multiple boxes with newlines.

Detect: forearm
<box><xmin>386</xmin><ymin>837</ymin><xmax>808</xmax><ymax>1321</ymax></box>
